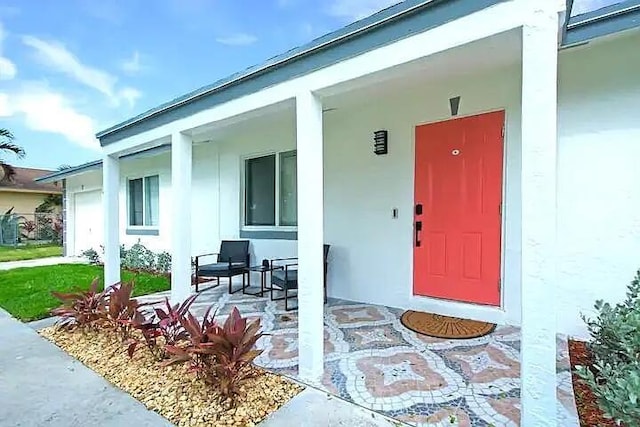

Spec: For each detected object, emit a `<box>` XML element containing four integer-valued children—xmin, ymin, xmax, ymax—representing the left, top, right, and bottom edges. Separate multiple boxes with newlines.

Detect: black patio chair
<box><xmin>193</xmin><ymin>240</ymin><xmax>250</xmax><ymax>294</ymax></box>
<box><xmin>270</xmin><ymin>244</ymin><xmax>330</xmax><ymax>311</ymax></box>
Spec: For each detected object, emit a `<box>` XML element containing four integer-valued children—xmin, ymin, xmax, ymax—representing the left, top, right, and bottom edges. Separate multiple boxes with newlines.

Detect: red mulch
<box><xmin>569</xmin><ymin>339</ymin><xmax>617</xmax><ymax>427</ymax></box>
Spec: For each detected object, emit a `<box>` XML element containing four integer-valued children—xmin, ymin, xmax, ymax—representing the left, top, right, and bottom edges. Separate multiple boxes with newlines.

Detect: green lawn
<box><xmin>0</xmin><ymin>245</ymin><xmax>63</xmax><ymax>262</ymax></box>
<box><xmin>0</xmin><ymin>264</ymin><xmax>170</xmax><ymax>321</ymax></box>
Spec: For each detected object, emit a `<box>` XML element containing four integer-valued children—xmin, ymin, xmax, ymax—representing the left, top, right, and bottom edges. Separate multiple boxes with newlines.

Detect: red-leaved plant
<box><xmin>127</xmin><ymin>295</ymin><xmax>198</xmax><ymax>360</ymax></box>
<box><xmin>104</xmin><ymin>281</ymin><xmax>150</xmax><ymax>340</ymax></box>
<box><xmin>50</xmin><ymin>278</ymin><xmax>108</xmax><ymax>330</ymax></box>
<box><xmin>154</xmin><ymin>295</ymin><xmax>198</xmax><ymax>345</ymax></box>
<box><xmin>164</xmin><ymin>306</ymin><xmax>264</xmax><ymax>404</ymax></box>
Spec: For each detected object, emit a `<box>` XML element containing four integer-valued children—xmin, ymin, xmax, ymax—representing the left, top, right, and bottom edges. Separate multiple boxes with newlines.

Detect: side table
<box><xmin>244</xmin><ymin>265</ymin><xmax>274</xmax><ymax>297</ymax></box>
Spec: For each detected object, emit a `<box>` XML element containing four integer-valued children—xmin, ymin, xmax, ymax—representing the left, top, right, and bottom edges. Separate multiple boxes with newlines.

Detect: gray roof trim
<box><xmin>564</xmin><ymin>0</ymin><xmax>640</xmax><ymax>45</ymax></box>
<box><xmin>35</xmin><ymin>160</ymin><xmax>102</xmax><ymax>183</ymax></box>
<box><xmin>97</xmin><ymin>0</ymin><xmax>640</xmax><ymax>146</ymax></box>
<box><xmin>35</xmin><ymin>145</ymin><xmax>171</xmax><ymax>183</ymax></box>
<box><xmin>97</xmin><ymin>0</ymin><xmax>506</xmax><ymax>145</ymax></box>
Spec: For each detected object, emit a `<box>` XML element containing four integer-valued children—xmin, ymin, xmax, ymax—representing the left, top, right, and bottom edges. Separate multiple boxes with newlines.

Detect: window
<box><xmin>244</xmin><ymin>151</ymin><xmax>297</xmax><ymax>227</ymax></box>
<box><xmin>128</xmin><ymin>175</ymin><xmax>159</xmax><ymax>227</ymax></box>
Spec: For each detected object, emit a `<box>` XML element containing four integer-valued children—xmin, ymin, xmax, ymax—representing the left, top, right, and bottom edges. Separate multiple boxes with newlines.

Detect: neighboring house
<box><xmin>37</xmin><ymin>1</ymin><xmax>640</xmax><ymax>423</ymax></box>
<box><xmin>0</xmin><ymin>167</ymin><xmax>61</xmax><ymax>215</ymax></box>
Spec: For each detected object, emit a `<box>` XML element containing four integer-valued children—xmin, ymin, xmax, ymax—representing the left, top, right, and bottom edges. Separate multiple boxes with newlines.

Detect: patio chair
<box><xmin>193</xmin><ymin>240</ymin><xmax>250</xmax><ymax>293</ymax></box>
<box><xmin>270</xmin><ymin>244</ymin><xmax>330</xmax><ymax>311</ymax></box>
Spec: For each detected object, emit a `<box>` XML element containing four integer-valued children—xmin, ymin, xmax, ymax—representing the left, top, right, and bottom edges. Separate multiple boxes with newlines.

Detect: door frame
<box><xmin>412</xmin><ymin>108</ymin><xmax>508</xmax><ymax>308</ymax></box>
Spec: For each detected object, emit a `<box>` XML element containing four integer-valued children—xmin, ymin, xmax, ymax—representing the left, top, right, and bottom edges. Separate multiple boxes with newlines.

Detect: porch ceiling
<box><xmin>320</xmin><ymin>28</ymin><xmax>521</xmax><ymax>110</ymax></box>
<box><xmin>187</xmin><ymin>28</ymin><xmax>521</xmax><ymax>143</ymax></box>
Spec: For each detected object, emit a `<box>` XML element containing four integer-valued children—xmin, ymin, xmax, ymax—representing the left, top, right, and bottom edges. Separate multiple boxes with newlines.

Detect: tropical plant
<box><xmin>35</xmin><ymin>194</ymin><xmax>63</xmax><ymax>213</ymax></box>
<box><xmin>128</xmin><ymin>310</ymin><xmax>164</xmax><ymax>360</ymax></box>
<box><xmin>0</xmin><ymin>128</ymin><xmax>25</xmax><ymax>183</ymax></box>
<box><xmin>576</xmin><ymin>270</ymin><xmax>640</xmax><ymax>425</ymax></box>
<box><xmin>0</xmin><ymin>207</ymin><xmax>19</xmax><ymax>245</ymax></box>
<box><xmin>164</xmin><ymin>306</ymin><xmax>264</xmax><ymax>404</ymax></box>
<box><xmin>20</xmin><ymin>219</ymin><xmax>36</xmax><ymax>240</ymax></box>
<box><xmin>104</xmin><ymin>281</ymin><xmax>148</xmax><ymax>340</ymax></box>
<box><xmin>154</xmin><ymin>295</ymin><xmax>197</xmax><ymax>345</ymax></box>
<box><xmin>127</xmin><ymin>295</ymin><xmax>198</xmax><ymax>360</ymax></box>
<box><xmin>50</xmin><ymin>278</ymin><xmax>108</xmax><ymax>330</ymax></box>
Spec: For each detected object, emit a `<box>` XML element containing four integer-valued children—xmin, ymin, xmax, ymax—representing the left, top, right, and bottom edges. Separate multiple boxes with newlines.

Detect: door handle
<box><xmin>415</xmin><ymin>221</ymin><xmax>422</xmax><ymax>247</ymax></box>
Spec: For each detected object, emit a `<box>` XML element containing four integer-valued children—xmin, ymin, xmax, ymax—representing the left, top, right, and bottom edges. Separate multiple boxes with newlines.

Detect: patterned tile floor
<box><xmin>139</xmin><ymin>284</ymin><xmax>579</xmax><ymax>427</ymax></box>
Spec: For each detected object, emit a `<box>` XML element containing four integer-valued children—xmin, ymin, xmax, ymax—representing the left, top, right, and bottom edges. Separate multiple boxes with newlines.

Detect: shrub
<box><xmin>82</xmin><ymin>242</ymin><xmax>172</xmax><ymax>274</ymax></box>
<box><xmin>164</xmin><ymin>306</ymin><xmax>264</xmax><ymax>404</ymax></box>
<box><xmin>122</xmin><ymin>240</ymin><xmax>156</xmax><ymax>271</ymax></box>
<box><xmin>156</xmin><ymin>251</ymin><xmax>172</xmax><ymax>274</ymax></box>
<box><xmin>80</xmin><ymin>248</ymin><xmax>101</xmax><ymax>265</ymax></box>
<box><xmin>51</xmin><ymin>278</ymin><xmax>108</xmax><ymax>330</ymax></box>
<box><xmin>577</xmin><ymin>270</ymin><xmax>640</xmax><ymax>426</ymax></box>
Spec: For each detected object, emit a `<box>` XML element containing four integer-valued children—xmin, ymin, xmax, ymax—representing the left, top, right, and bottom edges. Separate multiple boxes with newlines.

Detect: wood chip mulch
<box><xmin>568</xmin><ymin>339</ymin><xmax>617</xmax><ymax>427</ymax></box>
<box><xmin>39</xmin><ymin>327</ymin><xmax>303</xmax><ymax>427</ymax></box>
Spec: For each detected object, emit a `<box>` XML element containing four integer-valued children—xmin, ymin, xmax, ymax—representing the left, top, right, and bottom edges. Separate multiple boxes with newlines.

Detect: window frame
<box><xmin>240</xmin><ymin>150</ymin><xmax>297</xmax><ymax>232</ymax></box>
<box><xmin>125</xmin><ymin>173</ymin><xmax>161</xmax><ymax>230</ymax></box>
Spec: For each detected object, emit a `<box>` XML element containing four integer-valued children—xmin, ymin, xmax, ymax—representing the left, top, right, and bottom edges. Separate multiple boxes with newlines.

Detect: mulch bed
<box><xmin>569</xmin><ymin>339</ymin><xmax>617</xmax><ymax>427</ymax></box>
<box><xmin>40</xmin><ymin>327</ymin><xmax>303</xmax><ymax>427</ymax></box>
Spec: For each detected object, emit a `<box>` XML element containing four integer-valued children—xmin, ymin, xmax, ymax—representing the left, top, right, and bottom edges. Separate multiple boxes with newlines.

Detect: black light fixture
<box><xmin>373</xmin><ymin>130</ymin><xmax>388</xmax><ymax>155</ymax></box>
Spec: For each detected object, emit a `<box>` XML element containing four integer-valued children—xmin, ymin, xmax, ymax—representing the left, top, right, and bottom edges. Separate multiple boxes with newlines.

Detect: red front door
<box><xmin>413</xmin><ymin>111</ymin><xmax>504</xmax><ymax>306</ymax></box>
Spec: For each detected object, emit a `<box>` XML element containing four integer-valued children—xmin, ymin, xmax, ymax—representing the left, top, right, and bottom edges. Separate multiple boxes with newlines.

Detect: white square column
<box><xmin>103</xmin><ymin>154</ymin><xmax>121</xmax><ymax>287</ymax></box>
<box><xmin>520</xmin><ymin>4</ymin><xmax>562</xmax><ymax>426</ymax></box>
<box><xmin>170</xmin><ymin>132</ymin><xmax>193</xmax><ymax>302</ymax></box>
<box><xmin>296</xmin><ymin>91</ymin><xmax>325</xmax><ymax>382</ymax></box>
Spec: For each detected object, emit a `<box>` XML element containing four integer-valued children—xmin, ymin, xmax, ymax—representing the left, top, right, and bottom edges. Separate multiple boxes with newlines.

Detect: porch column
<box><xmin>102</xmin><ymin>154</ymin><xmax>121</xmax><ymax>287</ymax></box>
<box><xmin>520</xmin><ymin>4</ymin><xmax>561</xmax><ymax>426</ymax></box>
<box><xmin>296</xmin><ymin>91</ymin><xmax>325</xmax><ymax>382</ymax></box>
<box><xmin>170</xmin><ymin>132</ymin><xmax>193</xmax><ymax>302</ymax></box>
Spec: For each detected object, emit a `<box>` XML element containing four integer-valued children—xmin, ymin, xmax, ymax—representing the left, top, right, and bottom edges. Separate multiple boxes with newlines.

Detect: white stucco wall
<box><xmin>556</xmin><ymin>32</ymin><xmax>640</xmax><ymax>338</ymax></box>
<box><xmin>65</xmin><ymin>31</ymin><xmax>640</xmax><ymax>337</ymax></box>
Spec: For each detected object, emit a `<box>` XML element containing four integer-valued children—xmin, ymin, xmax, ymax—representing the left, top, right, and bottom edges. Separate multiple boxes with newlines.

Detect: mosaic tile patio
<box><xmin>138</xmin><ymin>283</ymin><xmax>579</xmax><ymax>427</ymax></box>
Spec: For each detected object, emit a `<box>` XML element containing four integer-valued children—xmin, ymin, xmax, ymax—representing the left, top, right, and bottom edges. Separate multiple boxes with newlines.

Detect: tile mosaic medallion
<box><xmin>138</xmin><ymin>284</ymin><xmax>579</xmax><ymax>427</ymax></box>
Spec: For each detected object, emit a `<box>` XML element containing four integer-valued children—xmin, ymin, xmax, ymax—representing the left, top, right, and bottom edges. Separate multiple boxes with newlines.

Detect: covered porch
<box><xmin>136</xmin><ymin>285</ymin><xmax>579</xmax><ymax>426</ymax></box>
<box><xmin>100</xmin><ymin>2</ymin><xmax>566</xmax><ymax>424</ymax></box>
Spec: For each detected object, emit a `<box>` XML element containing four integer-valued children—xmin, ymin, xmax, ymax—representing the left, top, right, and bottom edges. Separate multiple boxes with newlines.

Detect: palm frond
<box><xmin>0</xmin><ymin>142</ymin><xmax>25</xmax><ymax>158</ymax></box>
<box><xmin>0</xmin><ymin>128</ymin><xmax>14</xmax><ymax>140</ymax></box>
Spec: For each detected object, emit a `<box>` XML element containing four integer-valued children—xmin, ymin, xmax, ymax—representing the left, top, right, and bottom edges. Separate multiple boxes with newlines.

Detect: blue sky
<box><xmin>0</xmin><ymin>0</ymin><xmax>401</xmax><ymax>170</ymax></box>
<box><xmin>0</xmin><ymin>0</ymin><xmax>617</xmax><ymax>170</ymax></box>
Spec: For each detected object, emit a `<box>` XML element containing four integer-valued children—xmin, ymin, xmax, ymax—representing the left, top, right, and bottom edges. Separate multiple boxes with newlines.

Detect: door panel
<box><xmin>74</xmin><ymin>190</ymin><xmax>103</xmax><ymax>256</ymax></box>
<box><xmin>413</xmin><ymin>111</ymin><xmax>504</xmax><ymax>306</ymax></box>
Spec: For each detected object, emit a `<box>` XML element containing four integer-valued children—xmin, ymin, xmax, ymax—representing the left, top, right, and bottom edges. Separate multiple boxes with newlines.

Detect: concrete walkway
<box><xmin>259</xmin><ymin>388</ymin><xmax>403</xmax><ymax>427</ymax></box>
<box><xmin>7</xmin><ymin>308</ymin><xmax>401</xmax><ymax>427</ymax></box>
<box><xmin>0</xmin><ymin>256</ymin><xmax>86</xmax><ymax>270</ymax></box>
<box><xmin>0</xmin><ymin>309</ymin><xmax>172</xmax><ymax>427</ymax></box>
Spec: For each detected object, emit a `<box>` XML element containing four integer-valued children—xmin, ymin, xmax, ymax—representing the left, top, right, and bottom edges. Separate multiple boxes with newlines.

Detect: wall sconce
<box><xmin>373</xmin><ymin>130</ymin><xmax>388</xmax><ymax>155</ymax></box>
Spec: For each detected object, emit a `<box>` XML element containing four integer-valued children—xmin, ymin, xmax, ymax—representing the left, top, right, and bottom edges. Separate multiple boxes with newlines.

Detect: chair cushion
<box><xmin>198</xmin><ymin>262</ymin><xmax>246</xmax><ymax>276</ymax></box>
<box><xmin>271</xmin><ymin>269</ymin><xmax>298</xmax><ymax>289</ymax></box>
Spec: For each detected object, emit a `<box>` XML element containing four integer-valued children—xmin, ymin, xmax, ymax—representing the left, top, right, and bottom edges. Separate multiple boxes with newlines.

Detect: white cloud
<box><xmin>0</xmin><ymin>93</ymin><xmax>9</xmax><ymax>116</ymax></box>
<box><xmin>121</xmin><ymin>50</ymin><xmax>142</xmax><ymax>74</ymax></box>
<box><xmin>2</xmin><ymin>85</ymin><xmax>100</xmax><ymax>150</ymax></box>
<box><xmin>117</xmin><ymin>87</ymin><xmax>142</xmax><ymax>108</ymax></box>
<box><xmin>22</xmin><ymin>35</ymin><xmax>140</xmax><ymax>107</ymax></box>
<box><xmin>327</xmin><ymin>0</ymin><xmax>399</xmax><ymax>20</ymax></box>
<box><xmin>216</xmin><ymin>33</ymin><xmax>258</xmax><ymax>46</ymax></box>
<box><xmin>0</xmin><ymin>22</ymin><xmax>16</xmax><ymax>80</ymax></box>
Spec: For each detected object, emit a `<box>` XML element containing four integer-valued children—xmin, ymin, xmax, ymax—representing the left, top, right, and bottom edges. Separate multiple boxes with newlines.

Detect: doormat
<box><xmin>400</xmin><ymin>310</ymin><xmax>496</xmax><ymax>339</ymax></box>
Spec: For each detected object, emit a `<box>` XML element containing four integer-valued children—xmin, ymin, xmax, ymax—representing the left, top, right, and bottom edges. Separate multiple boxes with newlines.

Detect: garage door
<box><xmin>74</xmin><ymin>190</ymin><xmax>103</xmax><ymax>256</ymax></box>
